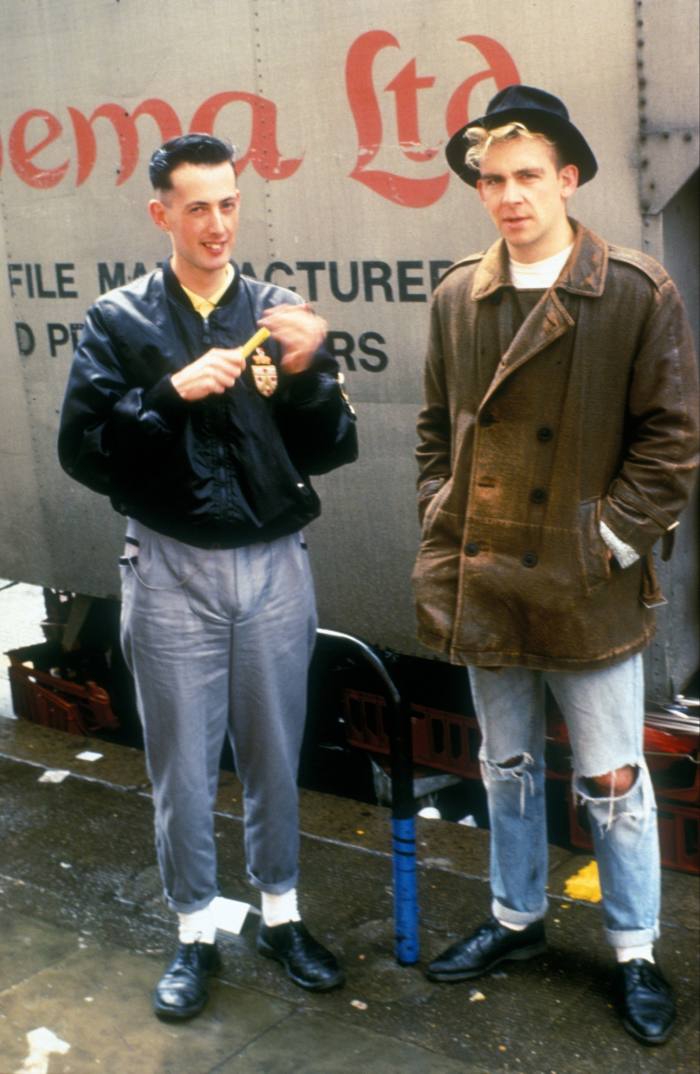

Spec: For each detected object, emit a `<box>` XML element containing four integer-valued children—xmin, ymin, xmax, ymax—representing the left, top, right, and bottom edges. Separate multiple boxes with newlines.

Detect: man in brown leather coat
<box><xmin>413</xmin><ymin>86</ymin><xmax>698</xmax><ymax>1046</ymax></box>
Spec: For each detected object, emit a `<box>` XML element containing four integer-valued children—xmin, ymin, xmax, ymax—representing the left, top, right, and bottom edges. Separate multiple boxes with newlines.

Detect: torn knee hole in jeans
<box><xmin>574</xmin><ymin>764</ymin><xmax>650</xmax><ymax>832</ymax></box>
<box><xmin>482</xmin><ymin>753</ymin><xmax>530</xmax><ymax>775</ymax></box>
<box><xmin>481</xmin><ymin>752</ymin><xmax>535</xmax><ymax>816</ymax></box>
<box><xmin>583</xmin><ymin>764</ymin><xmax>637</xmax><ymax>798</ymax></box>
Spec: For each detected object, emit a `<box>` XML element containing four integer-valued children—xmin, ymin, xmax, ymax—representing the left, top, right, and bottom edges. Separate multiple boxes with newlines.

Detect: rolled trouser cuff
<box><xmin>492</xmin><ymin>898</ymin><xmax>548</xmax><ymax>928</ymax></box>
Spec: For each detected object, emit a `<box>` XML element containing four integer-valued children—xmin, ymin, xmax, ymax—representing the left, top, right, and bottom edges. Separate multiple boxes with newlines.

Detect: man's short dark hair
<box><xmin>149</xmin><ymin>133</ymin><xmax>236</xmax><ymax>191</ymax></box>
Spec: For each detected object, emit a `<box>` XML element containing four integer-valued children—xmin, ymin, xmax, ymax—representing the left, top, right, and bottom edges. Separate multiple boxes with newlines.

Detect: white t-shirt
<box><xmin>509</xmin><ymin>244</ymin><xmax>574</xmax><ymax>290</ymax></box>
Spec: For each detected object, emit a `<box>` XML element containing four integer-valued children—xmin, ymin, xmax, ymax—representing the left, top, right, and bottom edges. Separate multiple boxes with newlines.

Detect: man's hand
<box><xmin>258</xmin><ymin>303</ymin><xmax>327</xmax><ymax>374</ymax></box>
<box><xmin>171</xmin><ymin>347</ymin><xmax>246</xmax><ymax>402</ymax></box>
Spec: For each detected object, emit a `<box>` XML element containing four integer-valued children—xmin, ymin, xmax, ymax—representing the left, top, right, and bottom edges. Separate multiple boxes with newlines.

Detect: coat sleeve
<box><xmin>57</xmin><ymin>303</ymin><xmax>187</xmax><ymax>497</ymax></box>
<box><xmin>600</xmin><ymin>275</ymin><xmax>699</xmax><ymax>555</ymax></box>
<box><xmin>415</xmin><ymin>299</ymin><xmax>452</xmax><ymax>522</ymax></box>
<box><xmin>274</xmin><ymin>346</ymin><xmax>358</xmax><ymax>476</ymax></box>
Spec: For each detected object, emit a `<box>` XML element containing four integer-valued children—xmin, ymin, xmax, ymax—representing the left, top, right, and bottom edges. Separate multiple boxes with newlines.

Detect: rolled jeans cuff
<box><xmin>492</xmin><ymin>897</ymin><xmax>548</xmax><ymax>928</ymax></box>
<box><xmin>606</xmin><ymin>922</ymin><xmax>660</xmax><ymax>948</ymax></box>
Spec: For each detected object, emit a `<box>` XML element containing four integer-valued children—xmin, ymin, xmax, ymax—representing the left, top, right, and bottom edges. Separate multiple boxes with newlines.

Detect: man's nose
<box><xmin>210</xmin><ymin>208</ymin><xmax>225</xmax><ymax>232</ymax></box>
<box><xmin>502</xmin><ymin>178</ymin><xmax>523</xmax><ymax>203</ymax></box>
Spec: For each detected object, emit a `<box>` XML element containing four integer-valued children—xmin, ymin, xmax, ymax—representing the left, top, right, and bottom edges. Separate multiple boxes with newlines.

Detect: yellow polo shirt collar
<box><xmin>180</xmin><ymin>263</ymin><xmax>235</xmax><ymax>317</ymax></box>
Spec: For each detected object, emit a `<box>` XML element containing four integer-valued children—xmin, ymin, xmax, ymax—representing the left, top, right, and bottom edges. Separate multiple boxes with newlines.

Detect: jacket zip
<box><xmin>202</xmin><ymin>313</ymin><xmax>231</xmax><ymax>524</ymax></box>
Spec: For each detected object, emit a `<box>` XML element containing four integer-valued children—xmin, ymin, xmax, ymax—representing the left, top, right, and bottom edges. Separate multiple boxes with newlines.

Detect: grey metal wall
<box><xmin>635</xmin><ymin>0</ymin><xmax>700</xmax><ymax>696</ymax></box>
<box><xmin>1</xmin><ymin>0</ymin><xmax>698</xmax><ymax>690</ymax></box>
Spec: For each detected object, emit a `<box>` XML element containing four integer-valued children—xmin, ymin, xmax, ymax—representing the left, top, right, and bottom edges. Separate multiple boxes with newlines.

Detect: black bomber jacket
<box><xmin>58</xmin><ymin>261</ymin><xmax>346</xmax><ymax>548</ymax></box>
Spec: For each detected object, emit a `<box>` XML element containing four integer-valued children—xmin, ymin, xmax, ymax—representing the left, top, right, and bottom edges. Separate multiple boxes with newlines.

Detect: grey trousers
<box><xmin>119</xmin><ymin>520</ymin><xmax>318</xmax><ymax>913</ymax></box>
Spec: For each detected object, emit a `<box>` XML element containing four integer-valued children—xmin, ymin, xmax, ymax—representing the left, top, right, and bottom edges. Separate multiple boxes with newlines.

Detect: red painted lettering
<box><xmin>9</xmin><ymin>109</ymin><xmax>69</xmax><ymax>189</ymax></box>
<box><xmin>2</xmin><ymin>31</ymin><xmax>518</xmax><ymax>202</ymax></box>
<box><xmin>190</xmin><ymin>92</ymin><xmax>302</xmax><ymax>180</ymax></box>
<box><xmin>69</xmin><ymin>99</ymin><xmax>182</xmax><ymax>186</ymax></box>
<box><xmin>386</xmin><ymin>59</ymin><xmax>438</xmax><ymax>163</ymax></box>
<box><xmin>345</xmin><ymin>30</ymin><xmax>519</xmax><ymax>207</ymax></box>
<box><xmin>445</xmin><ymin>36</ymin><xmax>520</xmax><ymax>136</ymax></box>
<box><xmin>346</xmin><ymin>30</ymin><xmax>448</xmax><ymax>208</ymax></box>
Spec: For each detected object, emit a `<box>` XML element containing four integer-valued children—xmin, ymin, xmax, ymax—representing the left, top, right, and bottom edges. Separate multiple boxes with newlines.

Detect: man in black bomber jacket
<box><xmin>58</xmin><ymin>134</ymin><xmax>355</xmax><ymax>1021</ymax></box>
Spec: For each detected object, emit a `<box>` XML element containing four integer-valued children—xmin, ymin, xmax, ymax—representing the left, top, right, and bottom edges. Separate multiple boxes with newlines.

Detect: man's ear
<box><xmin>148</xmin><ymin>198</ymin><xmax>169</xmax><ymax>231</ymax></box>
<box><xmin>560</xmin><ymin>164</ymin><xmax>579</xmax><ymax>200</ymax></box>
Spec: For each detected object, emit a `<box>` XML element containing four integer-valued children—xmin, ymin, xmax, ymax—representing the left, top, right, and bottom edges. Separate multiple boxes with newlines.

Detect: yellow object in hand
<box><xmin>240</xmin><ymin>327</ymin><xmax>270</xmax><ymax>360</ymax></box>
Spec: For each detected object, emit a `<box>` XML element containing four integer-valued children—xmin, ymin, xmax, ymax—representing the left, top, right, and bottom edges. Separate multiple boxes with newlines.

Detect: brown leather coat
<box><xmin>413</xmin><ymin>222</ymin><xmax>699</xmax><ymax>670</ymax></box>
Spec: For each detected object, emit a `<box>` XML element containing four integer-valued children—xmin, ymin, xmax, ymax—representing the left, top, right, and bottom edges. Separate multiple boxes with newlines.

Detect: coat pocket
<box><xmin>577</xmin><ymin>498</ymin><xmax>612</xmax><ymax>594</ymax></box>
<box><xmin>420</xmin><ymin>479</ymin><xmax>455</xmax><ymax>542</ymax></box>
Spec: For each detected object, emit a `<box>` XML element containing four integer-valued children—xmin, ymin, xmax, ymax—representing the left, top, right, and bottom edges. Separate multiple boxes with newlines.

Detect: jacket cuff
<box><xmin>279</xmin><ymin>368</ymin><xmax>322</xmax><ymax>404</ymax></box>
<box><xmin>600</xmin><ymin>493</ymin><xmax>672</xmax><ymax>556</ymax></box>
<box><xmin>280</xmin><ymin>362</ymin><xmax>343</xmax><ymax>407</ymax></box>
<box><xmin>143</xmin><ymin>374</ymin><xmax>189</xmax><ymax>422</ymax></box>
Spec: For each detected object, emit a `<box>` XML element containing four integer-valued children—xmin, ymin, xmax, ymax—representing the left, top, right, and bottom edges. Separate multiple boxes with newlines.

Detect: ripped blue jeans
<box><xmin>468</xmin><ymin>654</ymin><xmax>660</xmax><ymax>947</ymax></box>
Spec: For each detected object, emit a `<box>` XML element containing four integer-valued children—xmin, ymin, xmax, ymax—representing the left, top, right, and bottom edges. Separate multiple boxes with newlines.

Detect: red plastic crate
<box><xmin>568</xmin><ymin>793</ymin><xmax>699</xmax><ymax>875</ymax></box>
<box><xmin>410</xmin><ymin>703</ymin><xmax>481</xmax><ymax>779</ymax></box>
<box><xmin>644</xmin><ymin>725</ymin><xmax>699</xmax><ymax>805</ymax></box>
<box><xmin>342</xmin><ymin>690</ymin><xmax>481</xmax><ymax>778</ymax></box>
<box><xmin>8</xmin><ymin>647</ymin><xmax>119</xmax><ymax>736</ymax></box>
<box><xmin>343</xmin><ymin>689</ymin><xmax>391</xmax><ymax>756</ymax></box>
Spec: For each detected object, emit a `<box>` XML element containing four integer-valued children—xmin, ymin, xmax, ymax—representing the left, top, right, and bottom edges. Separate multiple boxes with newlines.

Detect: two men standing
<box><xmin>59</xmin><ymin>85</ymin><xmax>697</xmax><ymax>1048</ymax></box>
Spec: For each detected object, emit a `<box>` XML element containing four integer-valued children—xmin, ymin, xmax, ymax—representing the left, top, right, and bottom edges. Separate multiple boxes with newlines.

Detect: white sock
<box><xmin>178</xmin><ymin>902</ymin><xmax>216</xmax><ymax>944</ymax></box>
<box><xmin>615</xmin><ymin>943</ymin><xmax>654</xmax><ymax>964</ymax></box>
<box><xmin>261</xmin><ymin>888</ymin><xmax>301</xmax><ymax>927</ymax></box>
<box><xmin>497</xmin><ymin>918</ymin><xmax>528</xmax><ymax>932</ymax></box>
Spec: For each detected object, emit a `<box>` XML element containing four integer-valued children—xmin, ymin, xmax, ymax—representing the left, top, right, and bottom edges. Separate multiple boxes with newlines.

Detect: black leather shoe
<box><xmin>153</xmin><ymin>941</ymin><xmax>222</xmax><ymax>1021</ymax></box>
<box><xmin>257</xmin><ymin>921</ymin><xmax>345</xmax><ymax>991</ymax></box>
<box><xmin>614</xmin><ymin>959</ymin><xmax>676</xmax><ymax>1045</ymax></box>
<box><xmin>426</xmin><ymin>916</ymin><xmax>546</xmax><ymax>982</ymax></box>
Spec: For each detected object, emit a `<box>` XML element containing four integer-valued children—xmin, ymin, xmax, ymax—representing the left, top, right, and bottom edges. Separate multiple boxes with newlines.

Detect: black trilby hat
<box><xmin>445</xmin><ymin>84</ymin><xmax>598</xmax><ymax>187</ymax></box>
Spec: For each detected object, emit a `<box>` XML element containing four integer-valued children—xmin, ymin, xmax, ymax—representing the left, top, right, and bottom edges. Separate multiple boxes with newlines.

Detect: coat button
<box><xmin>465</xmin><ymin>541</ymin><xmax>480</xmax><ymax>556</ymax></box>
<box><xmin>530</xmin><ymin>487</ymin><xmax>548</xmax><ymax>504</ymax></box>
<box><xmin>480</xmin><ymin>410</ymin><xmax>496</xmax><ymax>427</ymax></box>
<box><xmin>536</xmin><ymin>426</ymin><xmax>553</xmax><ymax>442</ymax></box>
<box><xmin>522</xmin><ymin>551</ymin><xmax>538</xmax><ymax>568</ymax></box>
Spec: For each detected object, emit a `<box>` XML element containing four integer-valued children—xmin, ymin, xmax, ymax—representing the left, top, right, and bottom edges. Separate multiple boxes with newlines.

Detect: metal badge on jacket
<box><xmin>251</xmin><ymin>347</ymin><xmax>278</xmax><ymax>396</ymax></box>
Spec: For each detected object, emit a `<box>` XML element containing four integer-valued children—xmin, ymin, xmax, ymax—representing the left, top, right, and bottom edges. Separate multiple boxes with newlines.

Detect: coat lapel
<box><xmin>474</xmin><ymin>222</ymin><xmax>608</xmax><ymax>410</ymax></box>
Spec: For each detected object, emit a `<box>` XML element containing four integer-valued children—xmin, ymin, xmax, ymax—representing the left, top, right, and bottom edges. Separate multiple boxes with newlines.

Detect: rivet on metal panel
<box><xmin>683</xmin><ymin>132</ymin><xmax>693</xmax><ymax>142</ymax></box>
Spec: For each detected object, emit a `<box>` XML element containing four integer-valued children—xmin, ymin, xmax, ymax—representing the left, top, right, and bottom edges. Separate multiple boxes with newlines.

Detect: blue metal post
<box><xmin>316</xmin><ymin>630</ymin><xmax>419</xmax><ymax>964</ymax></box>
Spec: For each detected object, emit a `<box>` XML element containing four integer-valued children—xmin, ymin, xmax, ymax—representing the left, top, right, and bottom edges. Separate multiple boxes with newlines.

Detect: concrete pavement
<box><xmin>0</xmin><ymin>716</ymin><xmax>698</xmax><ymax>1074</ymax></box>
